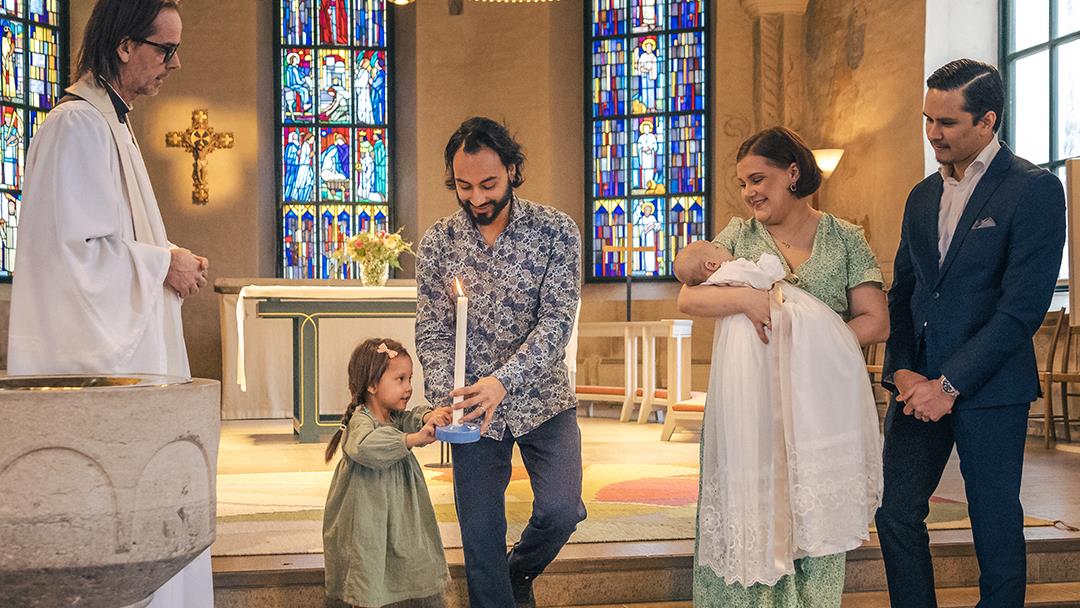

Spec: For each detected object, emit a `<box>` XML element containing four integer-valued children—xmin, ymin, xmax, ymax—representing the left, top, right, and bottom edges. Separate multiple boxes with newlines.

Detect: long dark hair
<box><xmin>324</xmin><ymin>338</ymin><xmax>410</xmax><ymax>463</ymax></box>
<box><xmin>736</xmin><ymin>126</ymin><xmax>822</xmax><ymax>198</ymax></box>
<box><xmin>74</xmin><ymin>0</ymin><xmax>180</xmax><ymax>83</ymax></box>
<box><xmin>443</xmin><ymin>116</ymin><xmax>526</xmax><ymax>190</ymax></box>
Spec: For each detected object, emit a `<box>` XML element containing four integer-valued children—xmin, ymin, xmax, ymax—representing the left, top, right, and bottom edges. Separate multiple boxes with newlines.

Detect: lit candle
<box><xmin>437</xmin><ymin>276</ymin><xmax>481</xmax><ymax>444</ymax></box>
<box><xmin>453</xmin><ymin>277</ymin><xmax>467</xmax><ymax>426</ymax></box>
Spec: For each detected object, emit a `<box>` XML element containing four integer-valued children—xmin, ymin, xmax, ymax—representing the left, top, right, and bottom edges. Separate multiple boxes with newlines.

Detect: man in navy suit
<box><xmin>877</xmin><ymin>59</ymin><xmax>1066</xmax><ymax>607</ymax></box>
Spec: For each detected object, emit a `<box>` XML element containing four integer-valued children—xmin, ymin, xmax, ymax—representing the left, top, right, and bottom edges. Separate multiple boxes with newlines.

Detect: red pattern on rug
<box><xmin>594</xmin><ymin>476</ymin><xmax>699</xmax><ymax>507</ymax></box>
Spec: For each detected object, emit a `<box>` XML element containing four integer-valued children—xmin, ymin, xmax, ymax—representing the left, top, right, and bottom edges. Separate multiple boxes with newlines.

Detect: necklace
<box><xmin>768</xmin><ymin>211</ymin><xmax>815</xmax><ymax>249</ymax></box>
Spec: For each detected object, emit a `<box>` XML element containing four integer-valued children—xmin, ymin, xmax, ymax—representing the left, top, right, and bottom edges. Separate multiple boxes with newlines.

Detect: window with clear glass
<box><xmin>1004</xmin><ymin>0</ymin><xmax>1080</xmax><ymax>280</ymax></box>
<box><xmin>0</xmin><ymin>0</ymin><xmax>65</xmax><ymax>281</ymax></box>
<box><xmin>276</xmin><ymin>0</ymin><xmax>392</xmax><ymax>279</ymax></box>
<box><xmin>586</xmin><ymin>0</ymin><xmax>709</xmax><ymax>281</ymax></box>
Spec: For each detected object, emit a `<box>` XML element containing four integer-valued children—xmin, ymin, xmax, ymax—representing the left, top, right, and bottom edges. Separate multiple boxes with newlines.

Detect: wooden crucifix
<box><xmin>166</xmin><ymin>109</ymin><xmax>234</xmax><ymax>205</ymax></box>
<box><xmin>602</xmin><ymin>212</ymin><xmax>659</xmax><ymax>322</ymax></box>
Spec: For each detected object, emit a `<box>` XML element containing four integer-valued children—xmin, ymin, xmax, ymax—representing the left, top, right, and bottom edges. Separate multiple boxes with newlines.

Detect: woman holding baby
<box><xmin>678</xmin><ymin>126</ymin><xmax>889</xmax><ymax>607</ymax></box>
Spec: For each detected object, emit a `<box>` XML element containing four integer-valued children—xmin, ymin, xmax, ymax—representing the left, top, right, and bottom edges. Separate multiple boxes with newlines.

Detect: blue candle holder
<box><xmin>435</xmin><ymin>422</ymin><xmax>481</xmax><ymax>443</ymax></box>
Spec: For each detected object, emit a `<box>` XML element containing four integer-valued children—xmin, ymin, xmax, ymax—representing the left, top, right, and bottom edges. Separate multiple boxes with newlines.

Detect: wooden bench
<box><xmin>574</xmin><ymin>320</ymin><xmax>694</xmax><ymax>423</ymax></box>
<box><xmin>660</xmin><ymin>392</ymin><xmax>706</xmax><ymax>441</ymax></box>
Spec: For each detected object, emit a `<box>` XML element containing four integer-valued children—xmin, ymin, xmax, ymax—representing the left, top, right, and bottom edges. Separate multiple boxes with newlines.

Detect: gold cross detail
<box><xmin>602</xmin><ymin>206</ymin><xmax>662</xmax><ymax>321</ymax></box>
<box><xmin>166</xmin><ymin>109</ymin><xmax>235</xmax><ymax>205</ymax></box>
<box><xmin>601</xmin><ymin>212</ymin><xmax>655</xmax><ymax>277</ymax></box>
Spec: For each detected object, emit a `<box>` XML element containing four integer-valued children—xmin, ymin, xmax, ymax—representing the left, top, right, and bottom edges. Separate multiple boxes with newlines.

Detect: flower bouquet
<box><xmin>333</xmin><ymin>228</ymin><xmax>413</xmax><ymax>286</ymax></box>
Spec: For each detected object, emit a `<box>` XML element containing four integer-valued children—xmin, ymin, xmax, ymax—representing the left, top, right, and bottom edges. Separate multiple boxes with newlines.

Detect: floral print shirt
<box><xmin>415</xmin><ymin>197</ymin><xmax>581</xmax><ymax>440</ymax></box>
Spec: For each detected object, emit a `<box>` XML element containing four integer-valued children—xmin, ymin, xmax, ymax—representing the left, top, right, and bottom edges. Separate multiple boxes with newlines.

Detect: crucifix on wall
<box><xmin>166</xmin><ymin>109</ymin><xmax>235</xmax><ymax>205</ymax></box>
<box><xmin>602</xmin><ymin>215</ymin><xmax>658</xmax><ymax>322</ymax></box>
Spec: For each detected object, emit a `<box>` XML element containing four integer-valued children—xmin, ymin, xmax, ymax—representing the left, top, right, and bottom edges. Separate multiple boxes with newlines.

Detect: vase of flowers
<box><xmin>358</xmin><ymin>258</ymin><xmax>390</xmax><ymax>287</ymax></box>
<box><xmin>335</xmin><ymin>228</ymin><xmax>413</xmax><ymax>287</ymax></box>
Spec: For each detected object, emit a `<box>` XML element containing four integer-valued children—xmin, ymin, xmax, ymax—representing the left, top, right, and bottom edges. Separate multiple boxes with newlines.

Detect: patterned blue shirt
<box><xmin>415</xmin><ymin>197</ymin><xmax>581</xmax><ymax>440</ymax></box>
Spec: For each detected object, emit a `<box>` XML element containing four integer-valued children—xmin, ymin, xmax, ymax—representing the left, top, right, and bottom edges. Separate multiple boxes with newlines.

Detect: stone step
<box><xmin>840</xmin><ymin>582</ymin><xmax>1080</xmax><ymax>607</ymax></box>
<box><xmin>212</xmin><ymin>530</ymin><xmax>1080</xmax><ymax>608</ymax></box>
<box><xmin>557</xmin><ymin>582</ymin><xmax>1080</xmax><ymax>607</ymax></box>
<box><xmin>845</xmin><ymin>529</ymin><xmax>1080</xmax><ymax>593</ymax></box>
<box><xmin>555</xmin><ymin>603</ymin><xmax>691</xmax><ymax>608</ymax></box>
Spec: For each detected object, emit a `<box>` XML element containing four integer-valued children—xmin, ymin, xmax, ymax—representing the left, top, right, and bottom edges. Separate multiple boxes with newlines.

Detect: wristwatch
<box><xmin>940</xmin><ymin>376</ymin><xmax>959</xmax><ymax>397</ymax></box>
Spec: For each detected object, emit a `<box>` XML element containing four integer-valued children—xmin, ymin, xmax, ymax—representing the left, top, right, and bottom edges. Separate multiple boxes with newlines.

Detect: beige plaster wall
<box><xmin>800</xmin><ymin>0</ymin><xmax>927</xmax><ymax>282</ymax></box>
<box><xmin>2</xmin><ymin>0</ymin><xmax>929</xmax><ymax>388</ymax></box>
<box><xmin>408</xmin><ymin>1</ymin><xmax>584</xmax><ymax>235</ymax></box>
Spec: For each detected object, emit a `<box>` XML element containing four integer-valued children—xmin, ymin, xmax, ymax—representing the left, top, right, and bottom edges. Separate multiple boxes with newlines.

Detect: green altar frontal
<box><xmin>242</xmin><ymin>286</ymin><xmax>418</xmax><ymax>443</ymax></box>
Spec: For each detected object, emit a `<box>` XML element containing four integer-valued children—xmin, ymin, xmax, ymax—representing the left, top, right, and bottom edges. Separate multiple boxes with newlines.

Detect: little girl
<box><xmin>323</xmin><ymin>338</ymin><xmax>453</xmax><ymax>607</ymax></box>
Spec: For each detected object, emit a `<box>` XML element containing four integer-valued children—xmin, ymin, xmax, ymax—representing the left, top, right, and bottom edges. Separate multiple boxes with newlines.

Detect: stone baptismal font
<box><xmin>0</xmin><ymin>374</ymin><xmax>220</xmax><ymax>608</ymax></box>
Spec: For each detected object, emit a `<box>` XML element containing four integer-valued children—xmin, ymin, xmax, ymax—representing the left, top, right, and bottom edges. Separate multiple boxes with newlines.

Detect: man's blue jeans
<box><xmin>450</xmin><ymin>408</ymin><xmax>587</xmax><ymax>607</ymax></box>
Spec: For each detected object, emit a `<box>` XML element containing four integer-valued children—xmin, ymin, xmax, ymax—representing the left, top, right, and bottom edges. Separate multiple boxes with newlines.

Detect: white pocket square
<box><xmin>972</xmin><ymin>217</ymin><xmax>997</xmax><ymax>230</ymax></box>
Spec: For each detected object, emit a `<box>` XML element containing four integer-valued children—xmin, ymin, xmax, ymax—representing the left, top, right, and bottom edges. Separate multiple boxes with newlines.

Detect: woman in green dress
<box><xmin>678</xmin><ymin>127</ymin><xmax>890</xmax><ymax>606</ymax></box>
<box><xmin>322</xmin><ymin>338</ymin><xmax>453</xmax><ymax>608</ymax></box>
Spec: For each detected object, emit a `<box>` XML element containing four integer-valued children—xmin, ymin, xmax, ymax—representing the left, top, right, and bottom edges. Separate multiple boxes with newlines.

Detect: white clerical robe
<box><xmin>6</xmin><ymin>74</ymin><xmax>213</xmax><ymax>607</ymax></box>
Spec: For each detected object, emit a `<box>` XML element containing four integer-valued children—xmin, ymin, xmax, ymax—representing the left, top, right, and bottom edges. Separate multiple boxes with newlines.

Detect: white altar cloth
<box><xmin>235</xmin><ymin>285</ymin><xmax>417</xmax><ymax>391</ymax></box>
<box><xmin>222</xmin><ymin>285</ymin><xmax>422</xmax><ymax>420</ymax></box>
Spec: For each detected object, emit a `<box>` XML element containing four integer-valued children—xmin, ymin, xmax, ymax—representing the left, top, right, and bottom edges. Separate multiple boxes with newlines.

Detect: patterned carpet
<box><xmin>214</xmin><ymin>463</ymin><xmax>699</xmax><ymax>555</ymax></box>
<box><xmin>212</xmin><ymin>462</ymin><xmax>1052</xmax><ymax>557</ymax></box>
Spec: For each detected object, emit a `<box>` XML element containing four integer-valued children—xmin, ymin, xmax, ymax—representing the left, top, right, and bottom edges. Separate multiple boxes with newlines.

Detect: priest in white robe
<box><xmin>6</xmin><ymin>1</ymin><xmax>214</xmax><ymax>606</ymax></box>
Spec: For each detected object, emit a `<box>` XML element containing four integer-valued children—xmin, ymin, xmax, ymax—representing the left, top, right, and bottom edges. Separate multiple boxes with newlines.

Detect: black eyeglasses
<box><xmin>132</xmin><ymin>38</ymin><xmax>180</xmax><ymax>63</ymax></box>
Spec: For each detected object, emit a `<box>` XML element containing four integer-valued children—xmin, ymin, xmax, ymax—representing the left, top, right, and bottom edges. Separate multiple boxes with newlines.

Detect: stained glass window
<box><xmin>276</xmin><ymin>0</ymin><xmax>392</xmax><ymax>279</ymax></box>
<box><xmin>587</xmin><ymin>0</ymin><xmax>708</xmax><ymax>280</ymax></box>
<box><xmin>1003</xmin><ymin>0</ymin><xmax>1080</xmax><ymax>280</ymax></box>
<box><xmin>0</xmin><ymin>0</ymin><xmax>65</xmax><ymax>281</ymax></box>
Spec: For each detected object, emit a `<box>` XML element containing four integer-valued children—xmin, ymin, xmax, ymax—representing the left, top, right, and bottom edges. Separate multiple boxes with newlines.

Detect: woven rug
<box><xmin>214</xmin><ymin>463</ymin><xmax>698</xmax><ymax>556</ymax></box>
<box><xmin>212</xmin><ymin>464</ymin><xmax>1053</xmax><ymax>557</ymax></box>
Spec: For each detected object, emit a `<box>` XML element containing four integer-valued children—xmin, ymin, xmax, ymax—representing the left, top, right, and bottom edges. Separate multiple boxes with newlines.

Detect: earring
<box><xmin>789</xmin><ymin>182</ymin><xmax>797</xmax><ymax>192</ymax></box>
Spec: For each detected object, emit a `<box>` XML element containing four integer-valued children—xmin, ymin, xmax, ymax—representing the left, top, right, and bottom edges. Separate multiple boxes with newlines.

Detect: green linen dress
<box><xmin>323</xmin><ymin>406</ymin><xmax>449</xmax><ymax>608</ymax></box>
<box><xmin>693</xmin><ymin>213</ymin><xmax>884</xmax><ymax>607</ymax></box>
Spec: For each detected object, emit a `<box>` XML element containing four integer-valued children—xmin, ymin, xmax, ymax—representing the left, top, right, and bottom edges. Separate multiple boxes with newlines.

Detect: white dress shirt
<box><xmin>937</xmin><ymin>137</ymin><xmax>1001</xmax><ymax>264</ymax></box>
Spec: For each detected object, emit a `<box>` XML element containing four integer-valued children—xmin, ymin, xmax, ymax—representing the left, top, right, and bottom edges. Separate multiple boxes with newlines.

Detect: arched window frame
<box><xmin>585</xmin><ymin>0</ymin><xmax>712</xmax><ymax>282</ymax></box>
<box><xmin>274</xmin><ymin>0</ymin><xmax>395</xmax><ymax>279</ymax></box>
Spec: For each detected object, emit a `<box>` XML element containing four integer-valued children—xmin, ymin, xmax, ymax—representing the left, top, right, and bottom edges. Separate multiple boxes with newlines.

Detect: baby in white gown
<box><xmin>674</xmin><ymin>240</ymin><xmax>882</xmax><ymax>587</ymax></box>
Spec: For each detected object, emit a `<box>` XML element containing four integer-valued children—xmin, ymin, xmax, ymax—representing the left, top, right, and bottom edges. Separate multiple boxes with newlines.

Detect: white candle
<box><xmin>453</xmin><ymin>277</ymin><xmax>467</xmax><ymax>425</ymax></box>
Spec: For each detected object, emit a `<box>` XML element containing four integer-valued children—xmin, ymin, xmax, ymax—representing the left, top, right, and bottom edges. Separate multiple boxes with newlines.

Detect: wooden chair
<box><xmin>863</xmin><ymin>341</ymin><xmax>889</xmax><ymax>423</ymax></box>
<box><xmin>1033</xmin><ymin>308</ymin><xmax>1065</xmax><ymax>447</ymax></box>
<box><xmin>1042</xmin><ymin>308</ymin><xmax>1078</xmax><ymax>447</ymax></box>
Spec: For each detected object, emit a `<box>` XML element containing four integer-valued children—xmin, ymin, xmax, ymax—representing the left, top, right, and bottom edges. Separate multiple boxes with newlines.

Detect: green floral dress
<box><xmin>693</xmin><ymin>213</ymin><xmax>883</xmax><ymax>607</ymax></box>
<box><xmin>323</xmin><ymin>406</ymin><xmax>449</xmax><ymax>607</ymax></box>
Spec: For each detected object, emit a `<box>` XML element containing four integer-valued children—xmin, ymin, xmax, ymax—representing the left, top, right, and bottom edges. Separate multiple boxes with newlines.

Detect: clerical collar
<box><xmin>97</xmin><ymin>76</ymin><xmax>132</xmax><ymax>124</ymax></box>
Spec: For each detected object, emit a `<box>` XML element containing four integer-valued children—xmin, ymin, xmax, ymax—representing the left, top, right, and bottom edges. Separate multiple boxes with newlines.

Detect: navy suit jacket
<box><xmin>882</xmin><ymin>144</ymin><xmax>1066</xmax><ymax>408</ymax></box>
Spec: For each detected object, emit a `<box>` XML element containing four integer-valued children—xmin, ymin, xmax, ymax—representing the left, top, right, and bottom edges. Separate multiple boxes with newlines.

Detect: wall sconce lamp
<box><xmin>811</xmin><ymin>148</ymin><xmax>844</xmax><ymax>209</ymax></box>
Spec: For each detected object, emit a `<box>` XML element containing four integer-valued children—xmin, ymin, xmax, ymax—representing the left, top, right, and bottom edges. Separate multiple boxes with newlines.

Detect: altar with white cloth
<box><xmin>215</xmin><ymin>278</ymin><xmax>426</xmax><ymax>442</ymax></box>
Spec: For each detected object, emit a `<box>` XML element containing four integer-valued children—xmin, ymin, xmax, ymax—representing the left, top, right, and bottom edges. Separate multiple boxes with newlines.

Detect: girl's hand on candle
<box><xmin>452</xmin><ymin>376</ymin><xmax>507</xmax><ymax>433</ymax></box>
<box><xmin>424</xmin><ymin>406</ymin><xmax>454</xmax><ymax>427</ymax></box>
